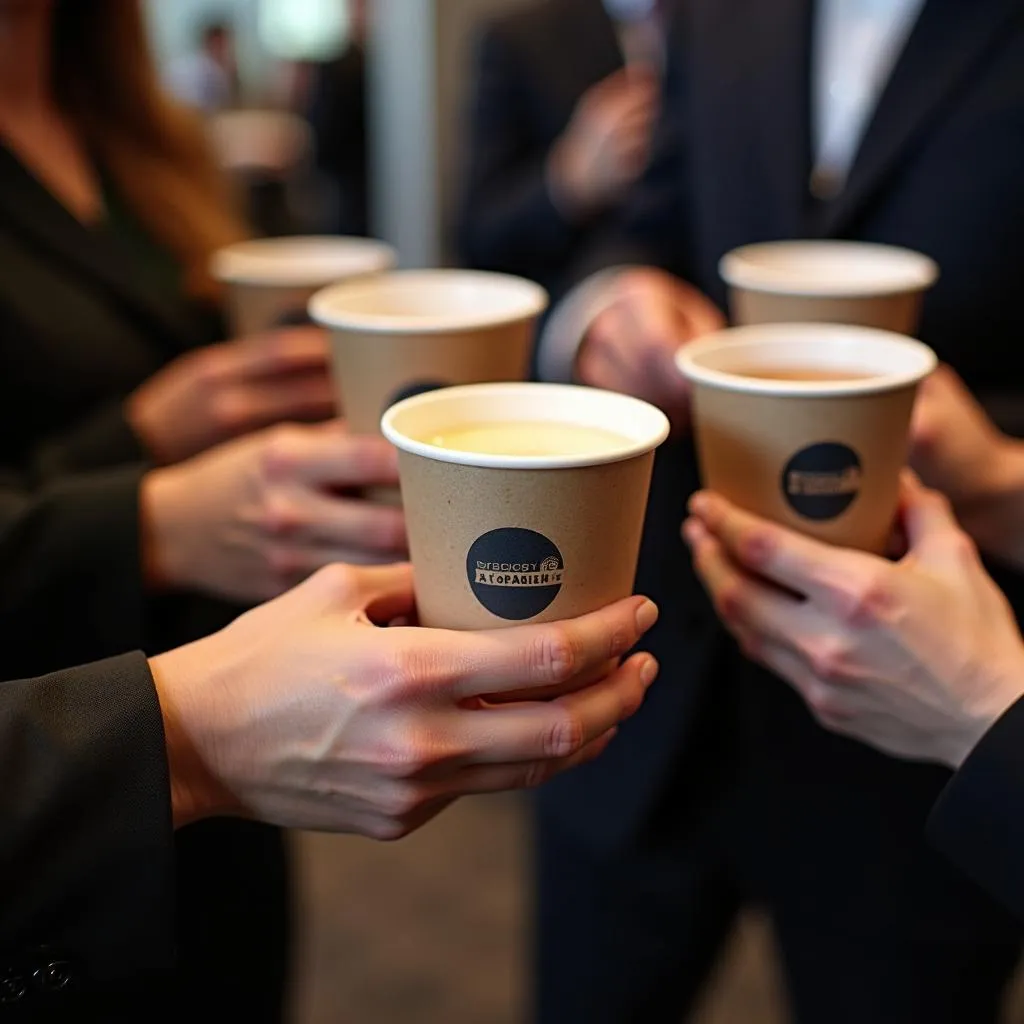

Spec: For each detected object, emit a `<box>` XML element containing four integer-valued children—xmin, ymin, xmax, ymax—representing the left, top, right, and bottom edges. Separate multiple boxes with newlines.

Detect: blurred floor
<box><xmin>289</xmin><ymin>793</ymin><xmax>1024</xmax><ymax>1024</ymax></box>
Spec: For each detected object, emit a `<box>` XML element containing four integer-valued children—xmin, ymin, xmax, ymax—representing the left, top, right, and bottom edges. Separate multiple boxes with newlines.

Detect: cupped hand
<box><xmin>141</xmin><ymin>419</ymin><xmax>407</xmax><ymax>602</ymax></box>
<box><xmin>684</xmin><ymin>475</ymin><xmax>1024</xmax><ymax>768</ymax></box>
<box><xmin>127</xmin><ymin>326</ymin><xmax>335</xmax><ymax>464</ymax></box>
<box><xmin>152</xmin><ymin>563</ymin><xmax>660</xmax><ymax>838</ymax></box>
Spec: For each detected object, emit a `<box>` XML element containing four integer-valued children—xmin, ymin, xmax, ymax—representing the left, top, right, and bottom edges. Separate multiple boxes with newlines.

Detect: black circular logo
<box><xmin>781</xmin><ymin>442</ymin><xmax>862</xmax><ymax>520</ymax></box>
<box><xmin>467</xmin><ymin>528</ymin><xmax>565</xmax><ymax>620</ymax></box>
<box><xmin>383</xmin><ymin>379</ymin><xmax>450</xmax><ymax>416</ymax></box>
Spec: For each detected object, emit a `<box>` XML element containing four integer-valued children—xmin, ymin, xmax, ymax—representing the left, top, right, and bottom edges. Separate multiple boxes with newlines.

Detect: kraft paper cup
<box><xmin>676</xmin><ymin>323</ymin><xmax>937</xmax><ymax>552</ymax></box>
<box><xmin>720</xmin><ymin>241</ymin><xmax>939</xmax><ymax>334</ymax></box>
<box><xmin>310</xmin><ymin>270</ymin><xmax>548</xmax><ymax>436</ymax></box>
<box><xmin>212</xmin><ymin>236</ymin><xmax>396</xmax><ymax>336</ymax></box>
<box><xmin>381</xmin><ymin>382</ymin><xmax>669</xmax><ymax>632</ymax></box>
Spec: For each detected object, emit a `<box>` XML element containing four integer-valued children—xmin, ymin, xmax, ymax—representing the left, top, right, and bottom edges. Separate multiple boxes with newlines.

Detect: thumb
<box><xmin>900</xmin><ymin>471</ymin><xmax>967</xmax><ymax>561</ymax></box>
<box><xmin>352</xmin><ymin>562</ymin><xmax>417</xmax><ymax>624</ymax></box>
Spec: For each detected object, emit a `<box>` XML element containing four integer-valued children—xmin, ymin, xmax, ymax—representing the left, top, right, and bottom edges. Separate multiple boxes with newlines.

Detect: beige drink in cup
<box><xmin>676</xmin><ymin>323</ymin><xmax>937</xmax><ymax>552</ymax></box>
<box><xmin>381</xmin><ymin>382</ymin><xmax>669</xmax><ymax>632</ymax></box>
<box><xmin>720</xmin><ymin>241</ymin><xmax>939</xmax><ymax>333</ymax></box>
<box><xmin>309</xmin><ymin>270</ymin><xmax>548</xmax><ymax>435</ymax></box>
<box><xmin>211</xmin><ymin>235</ymin><xmax>397</xmax><ymax>336</ymax></box>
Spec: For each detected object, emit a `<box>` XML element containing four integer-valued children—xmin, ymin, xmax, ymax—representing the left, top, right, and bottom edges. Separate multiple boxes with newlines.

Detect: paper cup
<box><xmin>309</xmin><ymin>270</ymin><xmax>548</xmax><ymax>436</ymax></box>
<box><xmin>720</xmin><ymin>241</ymin><xmax>939</xmax><ymax>334</ymax></box>
<box><xmin>381</xmin><ymin>383</ymin><xmax>669</xmax><ymax>631</ymax></box>
<box><xmin>212</xmin><ymin>236</ymin><xmax>397</xmax><ymax>336</ymax></box>
<box><xmin>676</xmin><ymin>323</ymin><xmax>937</xmax><ymax>552</ymax></box>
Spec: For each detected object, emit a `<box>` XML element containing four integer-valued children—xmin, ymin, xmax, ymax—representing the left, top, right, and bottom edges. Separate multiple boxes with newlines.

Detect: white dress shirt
<box><xmin>539</xmin><ymin>0</ymin><xmax>928</xmax><ymax>382</ymax></box>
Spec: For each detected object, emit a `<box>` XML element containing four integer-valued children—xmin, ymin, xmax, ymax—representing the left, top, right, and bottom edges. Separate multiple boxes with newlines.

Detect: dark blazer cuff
<box><xmin>35</xmin><ymin>402</ymin><xmax>149</xmax><ymax>476</ymax></box>
<box><xmin>927</xmin><ymin>695</ymin><xmax>1024</xmax><ymax>919</ymax></box>
<box><xmin>0</xmin><ymin>652</ymin><xmax>175</xmax><ymax>986</ymax></box>
<box><xmin>0</xmin><ymin>466</ymin><xmax>148</xmax><ymax>673</ymax></box>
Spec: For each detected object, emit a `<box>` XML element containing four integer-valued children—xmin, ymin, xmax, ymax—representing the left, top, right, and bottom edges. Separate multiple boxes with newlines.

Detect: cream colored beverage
<box><xmin>426</xmin><ymin>421</ymin><xmax>630</xmax><ymax>457</ymax></box>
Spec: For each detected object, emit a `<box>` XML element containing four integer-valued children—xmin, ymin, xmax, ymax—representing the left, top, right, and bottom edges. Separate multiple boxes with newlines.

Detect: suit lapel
<box><xmin>0</xmin><ymin>144</ymin><xmax>205</xmax><ymax>355</ymax></box>
<box><xmin>820</xmin><ymin>0</ymin><xmax>1022</xmax><ymax>235</ymax></box>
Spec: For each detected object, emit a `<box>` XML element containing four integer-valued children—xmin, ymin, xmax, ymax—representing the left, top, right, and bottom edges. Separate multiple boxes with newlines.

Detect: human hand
<box><xmin>152</xmin><ymin>563</ymin><xmax>660</xmax><ymax>837</ymax></box>
<box><xmin>547</xmin><ymin>67</ymin><xmax>658</xmax><ymax>218</ymax></box>
<box><xmin>910</xmin><ymin>364</ymin><xmax>1024</xmax><ymax>569</ymax></box>
<box><xmin>126</xmin><ymin>326</ymin><xmax>335</xmax><ymax>464</ymax></box>
<box><xmin>577</xmin><ymin>267</ymin><xmax>725</xmax><ymax>426</ymax></box>
<box><xmin>684</xmin><ymin>476</ymin><xmax>1024</xmax><ymax>768</ymax></box>
<box><xmin>141</xmin><ymin>419</ymin><xmax>406</xmax><ymax>602</ymax></box>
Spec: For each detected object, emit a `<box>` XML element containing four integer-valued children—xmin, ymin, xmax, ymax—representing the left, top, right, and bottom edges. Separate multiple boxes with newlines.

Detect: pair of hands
<box><xmin>153</xmin><ymin>564</ymin><xmax>660</xmax><ymax>838</ymax></box>
<box><xmin>581</xmin><ymin>266</ymin><xmax>1024</xmax><ymax>770</ymax></box>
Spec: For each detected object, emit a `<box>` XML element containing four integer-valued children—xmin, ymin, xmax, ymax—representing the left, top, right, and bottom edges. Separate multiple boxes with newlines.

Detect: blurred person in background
<box><xmin>306</xmin><ymin>0</ymin><xmax>370</xmax><ymax>236</ymax></box>
<box><xmin>530</xmin><ymin>1</ymin><xmax>1024</xmax><ymax>1022</ymax></box>
<box><xmin>459</xmin><ymin>0</ymin><xmax>664</xmax><ymax>297</ymax></box>
<box><xmin>683</xmin><ymin>365</ymin><xmax>1024</xmax><ymax>920</ymax></box>
<box><xmin>165</xmin><ymin>16</ymin><xmax>241</xmax><ymax>114</ymax></box>
<box><xmin>0</xmin><ymin>0</ymin><xmax>404</xmax><ymax>1019</ymax></box>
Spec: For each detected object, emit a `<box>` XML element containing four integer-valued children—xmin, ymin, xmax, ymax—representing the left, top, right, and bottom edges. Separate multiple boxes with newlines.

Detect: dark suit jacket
<box><xmin>0</xmin><ymin>145</ymin><xmax>290</xmax><ymax>1018</ymax></box>
<box><xmin>458</xmin><ymin>0</ymin><xmax>628</xmax><ymax>295</ymax></box>
<box><xmin>930</xmin><ymin>696</ymin><xmax>1024</xmax><ymax>921</ymax></box>
<box><xmin>0</xmin><ymin>653</ymin><xmax>174</xmax><ymax>1013</ymax></box>
<box><xmin>538</xmin><ymin>0</ymin><xmax>1024</xmax><ymax>871</ymax></box>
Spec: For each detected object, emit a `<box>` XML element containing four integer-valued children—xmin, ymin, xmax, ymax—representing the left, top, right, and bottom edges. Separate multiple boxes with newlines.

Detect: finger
<box><xmin>433</xmin><ymin>729</ymin><xmax>618</xmax><ymax>796</ymax></box>
<box><xmin>686</xmin><ymin>522</ymin><xmax>808</xmax><ymax>646</ymax></box>
<box><xmin>282</xmin><ymin>489</ymin><xmax>408</xmax><ymax>552</ymax></box>
<box><xmin>262</xmin><ymin>423</ymin><xmax>400</xmax><ymax>488</ymax></box>
<box><xmin>228</xmin><ymin>326</ymin><xmax>329</xmax><ymax>378</ymax></box>
<box><xmin>443</xmin><ymin>595</ymin><xmax>659</xmax><ymax>699</ymax></box>
<box><xmin>226</xmin><ymin>374</ymin><xmax>337</xmax><ymax>432</ymax></box>
<box><xmin>673</xmin><ymin>284</ymin><xmax>727</xmax><ymax>338</ymax></box>
<box><xmin>898</xmin><ymin>472</ymin><xmax>971</xmax><ymax>563</ymax></box>
<box><xmin>687</xmin><ymin>491</ymin><xmax>878</xmax><ymax>607</ymax></box>
<box><xmin>452</xmin><ymin>653</ymin><xmax>656</xmax><ymax>764</ymax></box>
<box><xmin>308</xmin><ymin>559</ymin><xmax>414</xmax><ymax>614</ymax></box>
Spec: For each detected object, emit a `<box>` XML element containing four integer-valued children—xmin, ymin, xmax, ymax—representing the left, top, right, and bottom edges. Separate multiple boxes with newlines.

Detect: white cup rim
<box><xmin>676</xmin><ymin>323</ymin><xmax>938</xmax><ymax>397</ymax></box>
<box><xmin>381</xmin><ymin>382</ymin><xmax>670</xmax><ymax>470</ymax></box>
<box><xmin>309</xmin><ymin>270</ymin><xmax>549</xmax><ymax>334</ymax></box>
<box><xmin>719</xmin><ymin>240</ymin><xmax>939</xmax><ymax>297</ymax></box>
<box><xmin>211</xmin><ymin>236</ymin><xmax>397</xmax><ymax>286</ymax></box>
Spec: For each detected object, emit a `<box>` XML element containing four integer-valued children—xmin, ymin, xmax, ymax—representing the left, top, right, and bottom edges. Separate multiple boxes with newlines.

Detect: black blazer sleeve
<box><xmin>457</xmin><ymin>23</ymin><xmax>582</xmax><ymax>278</ymax></box>
<box><xmin>29</xmin><ymin>401</ymin><xmax>149</xmax><ymax>478</ymax></box>
<box><xmin>928</xmin><ymin>695</ymin><xmax>1024</xmax><ymax>920</ymax></box>
<box><xmin>0</xmin><ymin>466</ymin><xmax>147</xmax><ymax>679</ymax></box>
<box><xmin>0</xmin><ymin>652</ymin><xmax>175</xmax><ymax>1005</ymax></box>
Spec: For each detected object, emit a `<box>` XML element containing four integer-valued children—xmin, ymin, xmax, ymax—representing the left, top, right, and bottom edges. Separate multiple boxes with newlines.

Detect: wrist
<box><xmin>948</xmin><ymin>659</ymin><xmax>1024</xmax><ymax>769</ymax></box>
<box><xmin>139</xmin><ymin>465</ymin><xmax>195</xmax><ymax>591</ymax></box>
<box><xmin>150</xmin><ymin>643</ymin><xmax>243</xmax><ymax>829</ymax></box>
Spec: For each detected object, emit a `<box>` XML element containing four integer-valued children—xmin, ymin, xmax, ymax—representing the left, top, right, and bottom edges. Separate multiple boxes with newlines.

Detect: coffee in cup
<box><xmin>719</xmin><ymin>241</ymin><xmax>939</xmax><ymax>334</ymax></box>
<box><xmin>310</xmin><ymin>270</ymin><xmax>548</xmax><ymax>436</ymax></box>
<box><xmin>211</xmin><ymin>235</ymin><xmax>397</xmax><ymax>336</ymax></box>
<box><xmin>381</xmin><ymin>382</ymin><xmax>669</xmax><ymax>631</ymax></box>
<box><xmin>676</xmin><ymin>323</ymin><xmax>937</xmax><ymax>552</ymax></box>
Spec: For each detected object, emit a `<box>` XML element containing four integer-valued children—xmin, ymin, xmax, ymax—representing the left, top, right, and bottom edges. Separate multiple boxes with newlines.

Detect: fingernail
<box><xmin>640</xmin><ymin>656</ymin><xmax>659</xmax><ymax>686</ymax></box>
<box><xmin>635</xmin><ymin>599</ymin><xmax>659</xmax><ymax>633</ymax></box>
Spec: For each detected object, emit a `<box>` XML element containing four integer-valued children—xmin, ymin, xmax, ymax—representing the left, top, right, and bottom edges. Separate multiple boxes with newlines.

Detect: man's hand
<box><xmin>684</xmin><ymin>476</ymin><xmax>1024</xmax><ymax>768</ymax></box>
<box><xmin>152</xmin><ymin>564</ymin><xmax>660</xmax><ymax>838</ymax></box>
<box><xmin>577</xmin><ymin>268</ymin><xmax>725</xmax><ymax>426</ymax></box>
<box><xmin>547</xmin><ymin>67</ymin><xmax>658</xmax><ymax>219</ymax></box>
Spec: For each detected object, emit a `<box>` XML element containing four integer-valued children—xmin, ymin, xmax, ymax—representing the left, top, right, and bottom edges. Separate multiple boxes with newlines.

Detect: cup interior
<box><xmin>309</xmin><ymin>270</ymin><xmax>549</xmax><ymax>334</ymax></box>
<box><xmin>719</xmin><ymin>241</ymin><xmax>939</xmax><ymax>297</ymax></box>
<box><xmin>211</xmin><ymin>236</ymin><xmax>396</xmax><ymax>286</ymax></box>
<box><xmin>381</xmin><ymin>382</ymin><xmax>670</xmax><ymax>469</ymax></box>
<box><xmin>676</xmin><ymin>323</ymin><xmax>937</xmax><ymax>397</ymax></box>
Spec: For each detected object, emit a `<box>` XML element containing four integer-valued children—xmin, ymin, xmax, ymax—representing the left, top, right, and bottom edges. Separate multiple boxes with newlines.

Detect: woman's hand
<box><xmin>126</xmin><ymin>326</ymin><xmax>336</xmax><ymax>464</ymax></box>
<box><xmin>152</xmin><ymin>562</ymin><xmax>660</xmax><ymax>837</ymax></box>
<box><xmin>910</xmin><ymin>364</ymin><xmax>1024</xmax><ymax>569</ymax></box>
<box><xmin>684</xmin><ymin>476</ymin><xmax>1024</xmax><ymax>768</ymax></box>
<box><xmin>141</xmin><ymin>419</ymin><xmax>406</xmax><ymax>602</ymax></box>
